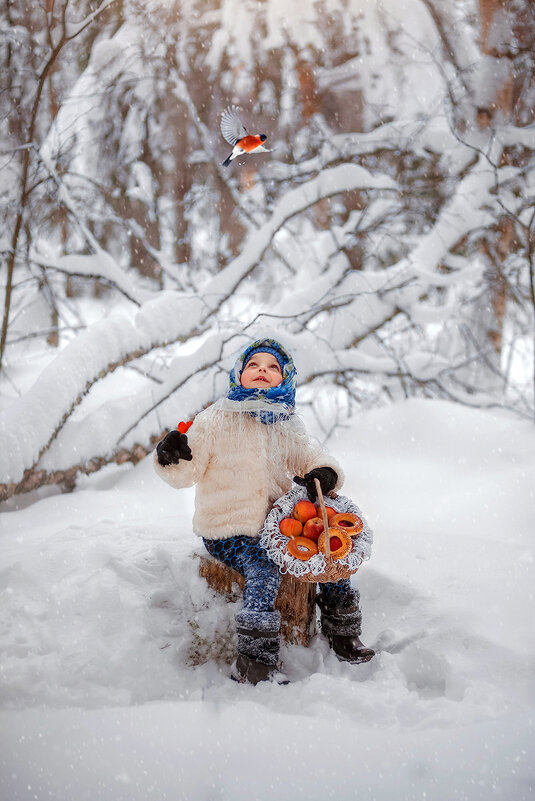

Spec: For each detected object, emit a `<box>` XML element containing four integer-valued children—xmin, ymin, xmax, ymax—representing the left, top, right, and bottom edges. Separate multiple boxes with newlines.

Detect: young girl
<box><xmin>154</xmin><ymin>338</ymin><xmax>374</xmax><ymax>684</ymax></box>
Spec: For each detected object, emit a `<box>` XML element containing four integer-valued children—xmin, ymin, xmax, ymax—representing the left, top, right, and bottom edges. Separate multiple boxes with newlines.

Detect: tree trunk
<box><xmin>472</xmin><ymin>0</ymin><xmax>514</xmax><ymax>382</ymax></box>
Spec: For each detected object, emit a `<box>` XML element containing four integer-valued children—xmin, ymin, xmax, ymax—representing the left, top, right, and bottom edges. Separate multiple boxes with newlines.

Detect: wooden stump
<box><xmin>197</xmin><ymin>554</ymin><xmax>317</xmax><ymax>646</ymax></box>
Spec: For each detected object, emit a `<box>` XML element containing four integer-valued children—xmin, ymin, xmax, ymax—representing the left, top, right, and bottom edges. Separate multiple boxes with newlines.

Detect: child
<box><xmin>154</xmin><ymin>338</ymin><xmax>374</xmax><ymax>684</ymax></box>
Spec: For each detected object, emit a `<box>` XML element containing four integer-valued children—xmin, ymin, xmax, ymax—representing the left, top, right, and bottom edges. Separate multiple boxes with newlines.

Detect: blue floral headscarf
<box><xmin>228</xmin><ymin>338</ymin><xmax>297</xmax><ymax>424</ymax></box>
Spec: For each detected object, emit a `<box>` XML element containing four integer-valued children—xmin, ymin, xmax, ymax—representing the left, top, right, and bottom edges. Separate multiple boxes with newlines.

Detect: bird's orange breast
<box><xmin>239</xmin><ymin>135</ymin><xmax>264</xmax><ymax>152</ymax></box>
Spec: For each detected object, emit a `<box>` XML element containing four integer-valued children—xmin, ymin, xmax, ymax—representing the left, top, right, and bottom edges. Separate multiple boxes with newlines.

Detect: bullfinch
<box><xmin>220</xmin><ymin>106</ymin><xmax>272</xmax><ymax>167</ymax></box>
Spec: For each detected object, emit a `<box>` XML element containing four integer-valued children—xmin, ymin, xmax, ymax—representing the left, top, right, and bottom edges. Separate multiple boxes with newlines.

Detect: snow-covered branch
<box><xmin>30</xmin><ymin>253</ymin><xmax>149</xmax><ymax>307</ymax></box>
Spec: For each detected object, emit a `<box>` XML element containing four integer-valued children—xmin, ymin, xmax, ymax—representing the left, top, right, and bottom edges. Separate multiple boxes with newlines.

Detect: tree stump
<box><xmin>197</xmin><ymin>554</ymin><xmax>317</xmax><ymax>646</ymax></box>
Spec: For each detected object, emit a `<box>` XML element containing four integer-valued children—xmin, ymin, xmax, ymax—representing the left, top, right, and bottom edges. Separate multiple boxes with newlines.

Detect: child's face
<box><xmin>240</xmin><ymin>352</ymin><xmax>283</xmax><ymax>389</ymax></box>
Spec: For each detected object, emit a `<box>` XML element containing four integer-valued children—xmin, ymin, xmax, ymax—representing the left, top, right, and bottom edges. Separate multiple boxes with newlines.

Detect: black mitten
<box><xmin>156</xmin><ymin>430</ymin><xmax>192</xmax><ymax>466</ymax></box>
<box><xmin>293</xmin><ymin>467</ymin><xmax>337</xmax><ymax>502</ymax></box>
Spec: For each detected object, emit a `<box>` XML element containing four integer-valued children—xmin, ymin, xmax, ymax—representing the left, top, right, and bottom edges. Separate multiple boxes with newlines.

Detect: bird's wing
<box><xmin>220</xmin><ymin>106</ymin><xmax>248</xmax><ymax>145</ymax></box>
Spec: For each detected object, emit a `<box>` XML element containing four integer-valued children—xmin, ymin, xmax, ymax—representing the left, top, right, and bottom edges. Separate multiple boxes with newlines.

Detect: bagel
<box><xmin>287</xmin><ymin>536</ymin><xmax>319</xmax><ymax>561</ymax></box>
<box><xmin>330</xmin><ymin>512</ymin><xmax>363</xmax><ymax>536</ymax></box>
<box><xmin>318</xmin><ymin>527</ymin><xmax>353</xmax><ymax>560</ymax></box>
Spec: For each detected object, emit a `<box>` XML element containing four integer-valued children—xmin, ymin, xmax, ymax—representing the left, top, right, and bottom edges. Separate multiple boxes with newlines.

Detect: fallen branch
<box><xmin>0</xmin><ymin>435</ymin><xmax>161</xmax><ymax>503</ymax></box>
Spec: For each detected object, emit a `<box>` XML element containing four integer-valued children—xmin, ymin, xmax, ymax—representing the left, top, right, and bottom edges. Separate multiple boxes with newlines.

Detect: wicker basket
<box><xmin>260</xmin><ymin>481</ymin><xmax>373</xmax><ymax>583</ymax></box>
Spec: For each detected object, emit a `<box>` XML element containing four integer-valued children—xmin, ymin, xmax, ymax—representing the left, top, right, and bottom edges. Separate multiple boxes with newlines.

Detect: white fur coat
<box><xmin>153</xmin><ymin>400</ymin><xmax>344</xmax><ymax>540</ymax></box>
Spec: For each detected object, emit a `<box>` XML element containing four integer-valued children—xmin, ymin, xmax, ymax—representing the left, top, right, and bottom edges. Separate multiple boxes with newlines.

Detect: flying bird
<box><xmin>220</xmin><ymin>106</ymin><xmax>272</xmax><ymax>167</ymax></box>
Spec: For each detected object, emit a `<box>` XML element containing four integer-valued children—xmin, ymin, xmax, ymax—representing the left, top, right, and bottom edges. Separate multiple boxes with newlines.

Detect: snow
<box><xmin>1</xmin><ymin>398</ymin><xmax>534</xmax><ymax>801</ymax></box>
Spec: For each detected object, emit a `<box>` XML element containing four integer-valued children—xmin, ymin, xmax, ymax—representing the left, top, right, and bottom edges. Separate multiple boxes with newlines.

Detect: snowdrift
<box><xmin>1</xmin><ymin>399</ymin><xmax>534</xmax><ymax>801</ymax></box>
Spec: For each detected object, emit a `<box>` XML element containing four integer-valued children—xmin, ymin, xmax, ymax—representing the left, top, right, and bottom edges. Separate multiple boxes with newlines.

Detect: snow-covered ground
<box><xmin>1</xmin><ymin>398</ymin><xmax>534</xmax><ymax>801</ymax></box>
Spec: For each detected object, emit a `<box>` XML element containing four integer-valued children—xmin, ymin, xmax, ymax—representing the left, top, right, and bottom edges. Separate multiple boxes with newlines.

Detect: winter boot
<box><xmin>317</xmin><ymin>596</ymin><xmax>375</xmax><ymax>664</ymax></box>
<box><xmin>232</xmin><ymin>609</ymin><xmax>288</xmax><ymax>685</ymax></box>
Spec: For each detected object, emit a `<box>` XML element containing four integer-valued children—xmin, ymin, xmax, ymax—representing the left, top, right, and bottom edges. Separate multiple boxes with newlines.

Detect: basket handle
<box><xmin>314</xmin><ymin>478</ymin><xmax>331</xmax><ymax>560</ymax></box>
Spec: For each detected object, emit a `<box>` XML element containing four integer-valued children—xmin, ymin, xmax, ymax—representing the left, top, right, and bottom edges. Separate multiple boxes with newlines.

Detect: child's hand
<box><xmin>156</xmin><ymin>430</ymin><xmax>193</xmax><ymax>466</ymax></box>
<box><xmin>293</xmin><ymin>467</ymin><xmax>337</xmax><ymax>502</ymax></box>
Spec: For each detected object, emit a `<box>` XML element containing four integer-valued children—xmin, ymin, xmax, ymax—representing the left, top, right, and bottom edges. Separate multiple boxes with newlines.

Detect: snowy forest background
<box><xmin>2</xmin><ymin>4</ymin><xmax>535</xmax><ymax>798</ymax></box>
<box><xmin>1</xmin><ymin>0</ymin><xmax>535</xmax><ymax>500</ymax></box>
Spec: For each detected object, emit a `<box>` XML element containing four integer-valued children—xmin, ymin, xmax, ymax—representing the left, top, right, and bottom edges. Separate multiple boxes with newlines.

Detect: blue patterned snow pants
<box><xmin>203</xmin><ymin>535</ymin><xmax>282</xmax><ymax>612</ymax></box>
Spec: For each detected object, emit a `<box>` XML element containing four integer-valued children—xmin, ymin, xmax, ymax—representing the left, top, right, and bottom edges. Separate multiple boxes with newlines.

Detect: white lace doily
<box><xmin>260</xmin><ymin>485</ymin><xmax>373</xmax><ymax>579</ymax></box>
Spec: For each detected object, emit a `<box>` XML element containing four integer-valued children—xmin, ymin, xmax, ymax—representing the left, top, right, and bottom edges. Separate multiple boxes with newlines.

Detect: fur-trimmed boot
<box><xmin>317</xmin><ymin>596</ymin><xmax>375</xmax><ymax>664</ymax></box>
<box><xmin>232</xmin><ymin>609</ymin><xmax>288</xmax><ymax>685</ymax></box>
